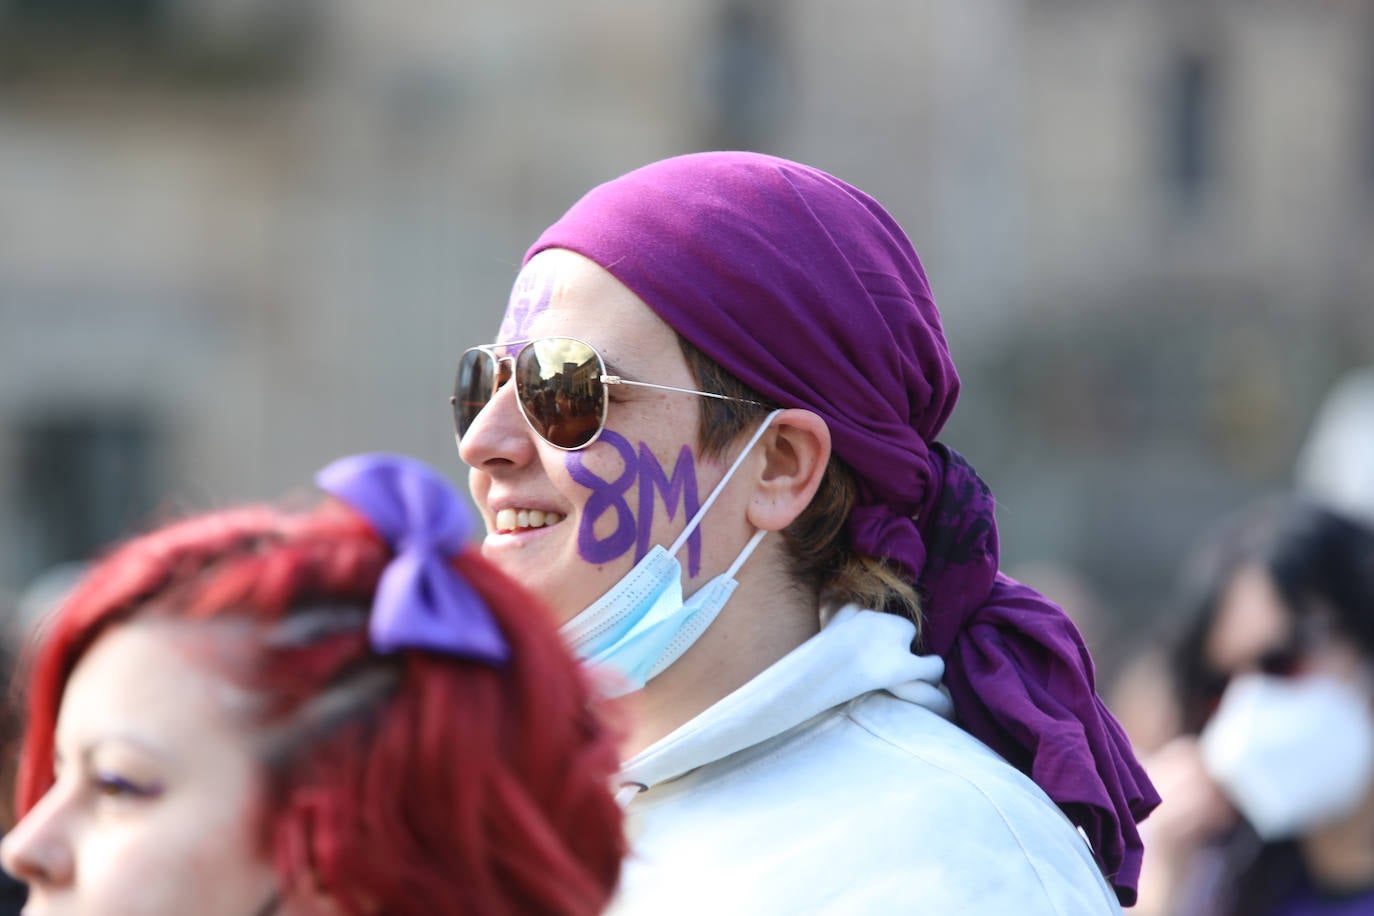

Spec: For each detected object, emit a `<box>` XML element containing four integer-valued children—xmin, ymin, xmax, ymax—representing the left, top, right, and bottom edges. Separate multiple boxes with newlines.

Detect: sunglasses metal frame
<box><xmin>452</xmin><ymin>336</ymin><xmax>766</xmax><ymax>451</ymax></box>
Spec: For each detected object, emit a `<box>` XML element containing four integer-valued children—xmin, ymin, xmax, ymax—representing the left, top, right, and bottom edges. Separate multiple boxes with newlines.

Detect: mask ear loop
<box><xmin>724</xmin><ymin>528</ymin><xmax>768</xmax><ymax>575</ymax></box>
<box><xmin>667</xmin><ymin>409</ymin><xmax>784</xmax><ymax>558</ymax></box>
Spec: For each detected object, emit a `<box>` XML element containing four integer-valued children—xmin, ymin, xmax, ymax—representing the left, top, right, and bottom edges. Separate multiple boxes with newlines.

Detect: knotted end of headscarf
<box><xmin>912</xmin><ymin>446</ymin><xmax>1160</xmax><ymax>903</ymax></box>
<box><xmin>848</xmin><ymin>502</ymin><xmax>927</xmax><ymax>589</ymax></box>
<box><xmin>315</xmin><ymin>452</ymin><xmax>508</xmax><ymax>663</ymax></box>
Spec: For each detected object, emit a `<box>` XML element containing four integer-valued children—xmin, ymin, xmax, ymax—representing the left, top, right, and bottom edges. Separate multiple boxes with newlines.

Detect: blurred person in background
<box><xmin>454</xmin><ymin>151</ymin><xmax>1158</xmax><ymax>913</ymax></box>
<box><xmin>1106</xmin><ymin>643</ymin><xmax>1183</xmax><ymax>761</ymax></box>
<box><xmin>1140</xmin><ymin>499</ymin><xmax>1374</xmax><ymax>916</ymax></box>
<box><xmin>0</xmin><ymin>452</ymin><xmax>624</xmax><ymax>916</ymax></box>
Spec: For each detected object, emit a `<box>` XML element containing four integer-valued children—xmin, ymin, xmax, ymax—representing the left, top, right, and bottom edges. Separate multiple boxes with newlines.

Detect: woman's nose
<box><xmin>1</xmin><ymin>792</ymin><xmax>75</xmax><ymax>889</ymax></box>
<box><xmin>456</xmin><ymin>376</ymin><xmax>538</xmax><ymax>470</ymax></box>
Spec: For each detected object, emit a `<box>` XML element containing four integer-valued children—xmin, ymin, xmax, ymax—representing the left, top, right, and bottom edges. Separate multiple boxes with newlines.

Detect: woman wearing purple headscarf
<box><xmin>454</xmin><ymin>152</ymin><xmax>1158</xmax><ymax>913</ymax></box>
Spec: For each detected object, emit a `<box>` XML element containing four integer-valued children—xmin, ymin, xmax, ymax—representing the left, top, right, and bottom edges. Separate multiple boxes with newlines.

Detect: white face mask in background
<box><xmin>1200</xmin><ymin>671</ymin><xmax>1374</xmax><ymax>840</ymax></box>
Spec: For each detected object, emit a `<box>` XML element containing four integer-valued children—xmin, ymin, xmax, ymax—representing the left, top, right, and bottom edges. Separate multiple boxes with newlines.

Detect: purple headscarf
<box><xmin>527</xmin><ymin>151</ymin><xmax>1159</xmax><ymax>904</ymax></box>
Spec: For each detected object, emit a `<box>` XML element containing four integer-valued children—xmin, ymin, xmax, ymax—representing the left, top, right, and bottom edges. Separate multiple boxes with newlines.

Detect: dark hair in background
<box><xmin>1167</xmin><ymin>498</ymin><xmax>1374</xmax><ymax>916</ymax></box>
<box><xmin>13</xmin><ymin>500</ymin><xmax>624</xmax><ymax>916</ymax></box>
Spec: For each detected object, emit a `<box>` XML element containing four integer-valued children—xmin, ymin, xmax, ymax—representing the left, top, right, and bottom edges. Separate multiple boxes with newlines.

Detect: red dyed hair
<box><xmin>14</xmin><ymin>500</ymin><xmax>624</xmax><ymax>915</ymax></box>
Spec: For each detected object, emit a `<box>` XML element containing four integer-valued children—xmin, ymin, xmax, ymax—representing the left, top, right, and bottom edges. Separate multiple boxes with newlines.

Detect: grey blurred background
<box><xmin>2</xmin><ymin>0</ymin><xmax>1372</xmax><ymax>683</ymax></box>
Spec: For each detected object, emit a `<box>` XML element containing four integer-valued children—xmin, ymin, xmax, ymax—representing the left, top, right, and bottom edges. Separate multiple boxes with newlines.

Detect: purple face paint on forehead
<box><xmin>499</xmin><ymin>259</ymin><xmax>556</xmax><ymax>341</ymax></box>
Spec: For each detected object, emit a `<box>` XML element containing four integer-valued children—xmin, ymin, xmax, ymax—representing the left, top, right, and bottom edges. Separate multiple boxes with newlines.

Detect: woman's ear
<box><xmin>746</xmin><ymin>409</ymin><xmax>831</xmax><ymax>532</ymax></box>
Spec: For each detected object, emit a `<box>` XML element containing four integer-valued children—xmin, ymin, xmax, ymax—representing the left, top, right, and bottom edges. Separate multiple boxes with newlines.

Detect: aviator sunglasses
<box><xmin>452</xmin><ymin>336</ymin><xmax>764</xmax><ymax>450</ymax></box>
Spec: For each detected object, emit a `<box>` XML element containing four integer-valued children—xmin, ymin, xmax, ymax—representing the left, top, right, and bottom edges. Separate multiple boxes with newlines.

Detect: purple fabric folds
<box><xmin>316</xmin><ymin>452</ymin><xmax>508</xmax><ymax>664</ymax></box>
<box><xmin>528</xmin><ymin>151</ymin><xmax>1159</xmax><ymax>903</ymax></box>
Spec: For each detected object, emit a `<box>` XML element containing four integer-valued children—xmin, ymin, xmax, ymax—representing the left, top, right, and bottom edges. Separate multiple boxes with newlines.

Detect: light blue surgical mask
<box><xmin>560</xmin><ymin>411</ymin><xmax>782</xmax><ymax>697</ymax></box>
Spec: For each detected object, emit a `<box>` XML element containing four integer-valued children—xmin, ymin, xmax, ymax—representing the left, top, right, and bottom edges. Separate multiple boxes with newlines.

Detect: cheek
<box><xmin>87</xmin><ymin>772</ymin><xmax>271</xmax><ymax>916</ymax></box>
<box><xmin>76</xmin><ymin>813</ymin><xmax>270</xmax><ymax>916</ymax></box>
<box><xmin>1320</xmin><ymin>642</ymin><xmax>1369</xmax><ymax>685</ymax></box>
<box><xmin>566</xmin><ymin>430</ymin><xmax>708</xmax><ymax>577</ymax></box>
<box><xmin>565</xmin><ymin>431</ymin><xmax>642</xmax><ymax>566</ymax></box>
<box><xmin>468</xmin><ymin>468</ymin><xmax>491</xmax><ymax>509</ymax></box>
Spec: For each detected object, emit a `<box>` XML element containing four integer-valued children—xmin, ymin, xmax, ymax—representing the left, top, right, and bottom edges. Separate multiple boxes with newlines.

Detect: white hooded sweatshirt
<box><xmin>609</xmin><ymin>605</ymin><xmax>1122</xmax><ymax>915</ymax></box>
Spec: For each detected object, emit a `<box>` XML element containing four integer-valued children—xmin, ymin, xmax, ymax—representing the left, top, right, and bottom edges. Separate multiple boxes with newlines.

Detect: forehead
<box><xmin>500</xmin><ymin>249</ymin><xmax>679</xmax><ymax>365</ymax></box>
<box><xmin>57</xmin><ymin>621</ymin><xmax>253</xmax><ymax>759</ymax></box>
<box><xmin>1205</xmin><ymin>565</ymin><xmax>1292</xmax><ymax>671</ymax></box>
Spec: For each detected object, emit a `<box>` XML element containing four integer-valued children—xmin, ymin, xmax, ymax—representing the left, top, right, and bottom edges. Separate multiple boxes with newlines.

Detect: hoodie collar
<box><xmin>619</xmin><ymin>605</ymin><xmax>951</xmax><ymax>793</ymax></box>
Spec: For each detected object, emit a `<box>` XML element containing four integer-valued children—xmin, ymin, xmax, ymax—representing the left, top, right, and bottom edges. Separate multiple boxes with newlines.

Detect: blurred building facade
<box><xmin>2</xmin><ymin>0</ymin><xmax>1372</xmax><ymax>662</ymax></box>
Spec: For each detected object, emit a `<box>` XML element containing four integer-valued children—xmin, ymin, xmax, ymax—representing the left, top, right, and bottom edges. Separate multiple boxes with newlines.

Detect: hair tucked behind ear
<box><xmin>679</xmin><ymin>335</ymin><xmax>922</xmax><ymax>624</ymax></box>
<box><xmin>14</xmin><ymin>501</ymin><xmax>624</xmax><ymax>916</ymax></box>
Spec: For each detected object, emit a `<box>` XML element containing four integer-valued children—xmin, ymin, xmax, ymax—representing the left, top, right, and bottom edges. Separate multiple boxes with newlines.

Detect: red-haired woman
<box><xmin>0</xmin><ymin>453</ymin><xmax>624</xmax><ymax>916</ymax></box>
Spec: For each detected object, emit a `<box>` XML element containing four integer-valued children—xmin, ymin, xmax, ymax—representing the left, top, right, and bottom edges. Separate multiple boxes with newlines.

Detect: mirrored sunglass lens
<box><xmin>515</xmin><ymin>338</ymin><xmax>604</xmax><ymax>449</ymax></box>
<box><xmin>454</xmin><ymin>349</ymin><xmax>496</xmax><ymax>436</ymax></box>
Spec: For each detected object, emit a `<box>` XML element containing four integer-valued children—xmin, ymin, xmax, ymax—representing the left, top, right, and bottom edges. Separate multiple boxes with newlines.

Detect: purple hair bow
<box><xmin>315</xmin><ymin>452</ymin><xmax>508</xmax><ymax>664</ymax></box>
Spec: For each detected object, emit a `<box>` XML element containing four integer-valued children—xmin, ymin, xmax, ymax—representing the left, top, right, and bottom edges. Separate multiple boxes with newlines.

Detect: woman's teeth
<box><xmin>495</xmin><ymin>508</ymin><xmax>564</xmax><ymax>532</ymax></box>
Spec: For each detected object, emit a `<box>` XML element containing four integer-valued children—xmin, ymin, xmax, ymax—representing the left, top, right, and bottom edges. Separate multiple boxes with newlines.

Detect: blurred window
<box><xmin>14</xmin><ymin>409</ymin><xmax>161</xmax><ymax>582</ymax></box>
<box><xmin>704</xmin><ymin>0</ymin><xmax>789</xmax><ymax>151</ymax></box>
<box><xmin>0</xmin><ymin>0</ymin><xmax>310</xmax><ymax>88</ymax></box>
<box><xmin>1165</xmin><ymin>50</ymin><xmax>1216</xmax><ymax>210</ymax></box>
<box><xmin>1365</xmin><ymin>21</ymin><xmax>1374</xmax><ymax>199</ymax></box>
<box><xmin>8</xmin><ymin>0</ymin><xmax>167</xmax><ymax>26</ymax></box>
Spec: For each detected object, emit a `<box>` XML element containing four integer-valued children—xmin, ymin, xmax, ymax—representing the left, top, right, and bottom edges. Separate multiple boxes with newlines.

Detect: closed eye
<box><xmin>92</xmin><ymin>771</ymin><xmax>163</xmax><ymax>800</ymax></box>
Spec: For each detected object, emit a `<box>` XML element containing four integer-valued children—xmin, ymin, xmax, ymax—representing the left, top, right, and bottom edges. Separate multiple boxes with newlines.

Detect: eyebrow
<box><xmin>66</xmin><ymin>734</ymin><xmax>167</xmax><ymax>768</ymax></box>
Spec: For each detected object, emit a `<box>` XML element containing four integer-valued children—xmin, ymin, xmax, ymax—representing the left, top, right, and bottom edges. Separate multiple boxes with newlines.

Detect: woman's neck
<box><xmin>1301</xmin><ymin>782</ymin><xmax>1374</xmax><ymax>892</ymax></box>
<box><xmin>617</xmin><ymin>554</ymin><xmax>820</xmax><ymax>758</ymax></box>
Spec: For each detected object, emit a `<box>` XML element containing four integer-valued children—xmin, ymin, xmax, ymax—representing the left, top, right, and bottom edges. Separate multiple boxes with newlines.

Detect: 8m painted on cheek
<box><xmin>566</xmin><ymin>430</ymin><xmax>703</xmax><ymax>577</ymax></box>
